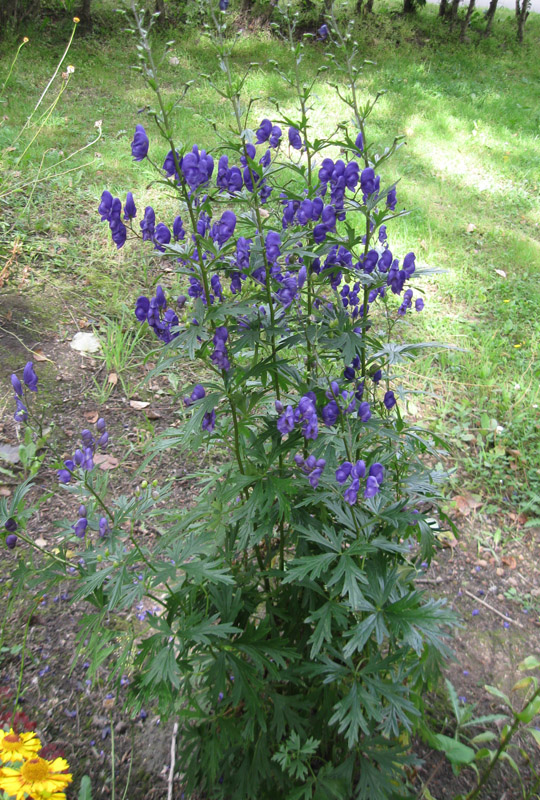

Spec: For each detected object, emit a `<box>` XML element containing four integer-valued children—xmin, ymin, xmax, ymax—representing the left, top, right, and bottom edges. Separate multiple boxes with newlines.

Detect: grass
<box><xmin>1</xmin><ymin>0</ymin><xmax>540</xmax><ymax>534</ymax></box>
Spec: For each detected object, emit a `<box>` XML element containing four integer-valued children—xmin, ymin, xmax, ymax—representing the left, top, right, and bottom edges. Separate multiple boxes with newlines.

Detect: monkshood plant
<box><xmin>15</xmin><ymin>4</ymin><xmax>456</xmax><ymax>799</ymax></box>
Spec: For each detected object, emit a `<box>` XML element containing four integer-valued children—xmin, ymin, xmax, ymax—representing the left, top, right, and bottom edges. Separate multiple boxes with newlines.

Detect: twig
<box><xmin>167</xmin><ymin>721</ymin><xmax>179</xmax><ymax>800</ymax></box>
<box><xmin>464</xmin><ymin>589</ymin><xmax>525</xmax><ymax>629</ymax></box>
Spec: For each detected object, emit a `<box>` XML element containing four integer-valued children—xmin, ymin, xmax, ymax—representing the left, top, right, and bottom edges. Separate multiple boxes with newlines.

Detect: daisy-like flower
<box><xmin>0</xmin><ymin>729</ymin><xmax>41</xmax><ymax>761</ymax></box>
<box><xmin>0</xmin><ymin>756</ymin><xmax>72</xmax><ymax>800</ymax></box>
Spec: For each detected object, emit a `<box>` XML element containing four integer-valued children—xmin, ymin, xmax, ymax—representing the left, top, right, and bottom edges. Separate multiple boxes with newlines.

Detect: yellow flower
<box><xmin>73</xmin><ymin>16</ymin><xmax>80</xmax><ymax>22</ymax></box>
<box><xmin>23</xmin><ymin>36</ymin><xmax>29</xmax><ymax>43</ymax></box>
<box><xmin>0</xmin><ymin>729</ymin><xmax>42</xmax><ymax>761</ymax></box>
<box><xmin>0</xmin><ymin>756</ymin><xmax>72</xmax><ymax>800</ymax></box>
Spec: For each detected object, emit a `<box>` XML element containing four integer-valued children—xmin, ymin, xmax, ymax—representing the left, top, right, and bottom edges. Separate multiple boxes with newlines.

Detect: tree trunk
<box><xmin>515</xmin><ymin>0</ymin><xmax>530</xmax><ymax>41</ymax></box>
<box><xmin>484</xmin><ymin>0</ymin><xmax>498</xmax><ymax>34</ymax></box>
<box><xmin>449</xmin><ymin>0</ymin><xmax>461</xmax><ymax>27</ymax></box>
<box><xmin>460</xmin><ymin>0</ymin><xmax>475</xmax><ymax>39</ymax></box>
<box><xmin>403</xmin><ymin>0</ymin><xmax>416</xmax><ymax>13</ymax></box>
<box><xmin>356</xmin><ymin>0</ymin><xmax>364</xmax><ymax>13</ymax></box>
<box><xmin>77</xmin><ymin>0</ymin><xmax>92</xmax><ymax>32</ymax></box>
<box><xmin>365</xmin><ymin>0</ymin><xmax>374</xmax><ymax>12</ymax></box>
<box><xmin>439</xmin><ymin>0</ymin><xmax>448</xmax><ymax>16</ymax></box>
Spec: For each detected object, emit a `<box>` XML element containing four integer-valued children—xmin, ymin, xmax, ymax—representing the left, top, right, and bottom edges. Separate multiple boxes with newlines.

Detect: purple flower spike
<box><xmin>23</xmin><ymin>362</ymin><xmax>38</xmax><ymax>392</ymax></box>
<box><xmin>11</xmin><ymin>374</ymin><xmax>23</xmax><ymax>397</ymax></box>
<box><xmin>131</xmin><ymin>125</ymin><xmax>149</xmax><ymax>162</ymax></box>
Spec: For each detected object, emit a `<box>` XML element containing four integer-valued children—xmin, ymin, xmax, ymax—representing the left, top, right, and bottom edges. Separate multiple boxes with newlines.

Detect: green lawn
<box><xmin>1</xmin><ymin>0</ymin><xmax>540</xmax><ymax>531</ymax></box>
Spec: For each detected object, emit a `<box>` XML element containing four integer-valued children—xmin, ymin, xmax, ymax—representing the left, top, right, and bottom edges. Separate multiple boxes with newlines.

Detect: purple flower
<box><xmin>11</xmin><ymin>374</ymin><xmax>23</xmax><ymax>397</ymax></box>
<box><xmin>214</xmin><ymin>210</ymin><xmax>236</xmax><ymax>246</ymax></box>
<box><xmin>355</xmin><ymin>132</ymin><xmax>364</xmax><ymax>152</ymax></box>
<box><xmin>73</xmin><ymin>518</ymin><xmax>88</xmax><ymax>538</ymax></box>
<box><xmin>99</xmin><ymin>517</ymin><xmax>109</xmax><ymax>538</ymax></box>
<box><xmin>181</xmin><ymin>145</ymin><xmax>214</xmax><ymax>190</ymax></box>
<box><xmin>131</xmin><ymin>125</ymin><xmax>149</xmax><ymax>161</ymax></box>
<box><xmin>344</xmin><ymin>479</ymin><xmax>359</xmax><ymax>505</ymax></box>
<box><xmin>6</xmin><ymin>534</ymin><xmax>17</xmax><ymax>549</ymax></box>
<box><xmin>140</xmin><ymin>206</ymin><xmax>155</xmax><ymax>241</ymax></box>
<box><xmin>14</xmin><ymin>397</ymin><xmax>27</xmax><ymax>423</ymax></box>
<box><xmin>163</xmin><ymin>150</ymin><xmax>181</xmax><ymax>177</ymax></box>
<box><xmin>202</xmin><ymin>408</ymin><xmax>216</xmax><ymax>432</ymax></box>
<box><xmin>383</xmin><ymin>391</ymin><xmax>396</xmax><ymax>410</ymax></box>
<box><xmin>472</xmin><ymin>609</ymin><xmax>479</xmax><ymax>616</ymax></box>
<box><xmin>5</xmin><ymin>518</ymin><xmax>17</xmax><ymax>533</ymax></box>
<box><xmin>386</xmin><ymin>187</ymin><xmax>397</xmax><ymax>210</ymax></box>
<box><xmin>23</xmin><ymin>362</ymin><xmax>38</xmax><ymax>392</ymax></box>
<box><xmin>277</xmin><ymin>406</ymin><xmax>295</xmax><ymax>436</ymax></box>
<box><xmin>184</xmin><ymin>384</ymin><xmax>206</xmax><ymax>406</ymax></box>
<box><xmin>255</xmin><ymin>118</ymin><xmax>273</xmax><ymax>144</ymax></box>
<box><xmin>321</xmin><ymin>401</ymin><xmax>339</xmax><ymax>426</ymax></box>
<box><xmin>415</xmin><ymin>297</ymin><xmax>424</xmax><ymax>312</ymax></box>
<box><xmin>219</xmin><ymin>0</ymin><xmax>229</xmax><ymax>9</ymax></box>
<box><xmin>124</xmin><ymin>192</ymin><xmax>137</xmax><ymax>220</ymax></box>
<box><xmin>364</xmin><ymin>476</ymin><xmax>380</xmax><ymax>498</ymax></box>
<box><xmin>369</xmin><ymin>463</ymin><xmax>384</xmax><ymax>485</ymax></box>
<box><xmin>379</xmin><ymin>225</ymin><xmax>387</xmax><ymax>242</ymax></box>
<box><xmin>360</xmin><ymin>167</ymin><xmax>380</xmax><ymax>202</ymax></box>
<box><xmin>154</xmin><ymin>223</ymin><xmax>171</xmax><ymax>251</ymax></box>
<box><xmin>288</xmin><ymin>127</ymin><xmax>302</xmax><ymax>150</ymax></box>
<box><xmin>403</xmin><ymin>252</ymin><xmax>416</xmax><ymax>277</ymax></box>
<box><xmin>358</xmin><ymin>401</ymin><xmax>371</xmax><ymax>422</ymax></box>
<box><xmin>173</xmin><ymin>216</ymin><xmax>186</xmax><ymax>240</ymax></box>
<box><xmin>269</xmin><ymin>126</ymin><xmax>282</xmax><ymax>148</ymax></box>
<box><xmin>98</xmin><ymin>190</ymin><xmax>113</xmax><ymax>221</ymax></box>
<box><xmin>317</xmin><ymin>23</ymin><xmax>328</xmax><ymax>40</ymax></box>
<box><xmin>110</xmin><ymin>218</ymin><xmax>127</xmax><ymax>249</ymax></box>
<box><xmin>336</xmin><ymin>462</ymin><xmax>353</xmax><ymax>484</ymax></box>
<box><xmin>265</xmin><ymin>231</ymin><xmax>281</xmax><ymax>262</ymax></box>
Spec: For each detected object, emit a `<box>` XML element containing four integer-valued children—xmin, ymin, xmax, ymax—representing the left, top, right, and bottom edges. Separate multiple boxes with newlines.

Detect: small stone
<box><xmin>496</xmin><ymin>568</ymin><xmax>505</xmax><ymax>577</ymax></box>
<box><xmin>476</xmin><ymin>559</ymin><xmax>488</xmax><ymax>568</ymax></box>
<box><xmin>114</xmin><ymin>720</ymin><xmax>128</xmax><ymax>734</ymax></box>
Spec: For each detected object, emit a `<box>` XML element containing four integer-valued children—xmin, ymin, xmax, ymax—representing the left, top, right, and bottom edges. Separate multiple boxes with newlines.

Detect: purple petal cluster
<box><xmin>360</xmin><ymin>167</ymin><xmax>380</xmax><ymax>203</ymax></box>
<box><xmin>318</xmin><ymin>158</ymin><xmax>359</xmax><ymax>219</ymax></box>
<box><xmin>11</xmin><ymin>362</ymin><xmax>38</xmax><ymax>423</ymax></box>
<box><xmin>181</xmin><ymin>145</ymin><xmax>214</xmax><ymax>191</ymax></box>
<box><xmin>337</xmin><ymin>460</ymin><xmax>384</xmax><ymax>504</ymax></box>
<box><xmin>294</xmin><ymin>453</ymin><xmax>326</xmax><ymax>488</ymax></box>
<box><xmin>57</xmin><ymin>419</ymin><xmax>108</xmax><ymax>484</ymax></box>
<box><xmin>210</xmin><ymin>327</ymin><xmax>231</xmax><ymax>371</ymax></box>
<box><xmin>255</xmin><ymin>119</ymin><xmax>282</xmax><ymax>148</ymax></box>
<box><xmin>135</xmin><ymin>286</ymin><xmax>179</xmax><ymax>344</ymax></box>
<box><xmin>217</xmin><ymin>156</ymin><xmax>243</xmax><ymax>194</ymax></box>
<box><xmin>5</xmin><ymin>518</ymin><xmax>17</xmax><ymax>549</ymax></box>
<box><xmin>98</xmin><ymin>191</ymin><xmax>127</xmax><ymax>249</ymax></box>
<box><xmin>276</xmin><ymin>392</ymin><xmax>318</xmax><ymax>440</ymax></box>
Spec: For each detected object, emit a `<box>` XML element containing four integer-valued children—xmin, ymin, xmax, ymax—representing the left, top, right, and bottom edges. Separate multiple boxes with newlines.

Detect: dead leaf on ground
<box><xmin>502</xmin><ymin>556</ymin><xmax>517</xmax><ymax>570</ymax></box>
<box><xmin>94</xmin><ymin>453</ymin><xmax>119</xmax><ymax>470</ymax></box>
<box><xmin>453</xmin><ymin>493</ymin><xmax>483</xmax><ymax>515</ymax></box>
<box><xmin>145</xmin><ymin>409</ymin><xmax>162</xmax><ymax>420</ymax></box>
<box><xmin>35</xmin><ymin>537</ymin><xmax>48</xmax><ymax>548</ymax></box>
<box><xmin>108</xmin><ymin>373</ymin><xmax>118</xmax><ymax>386</ymax></box>
<box><xmin>0</xmin><ymin>487</ymin><xmax>12</xmax><ymax>497</ymax></box>
<box><xmin>84</xmin><ymin>411</ymin><xmax>99</xmax><ymax>423</ymax></box>
<box><xmin>436</xmin><ymin>530</ymin><xmax>458</xmax><ymax>549</ymax></box>
<box><xmin>129</xmin><ymin>400</ymin><xmax>150</xmax><ymax>410</ymax></box>
<box><xmin>494</xmin><ymin>269</ymin><xmax>507</xmax><ymax>278</ymax></box>
<box><xmin>466</xmin><ymin>223</ymin><xmax>476</xmax><ymax>233</ymax></box>
<box><xmin>32</xmin><ymin>348</ymin><xmax>48</xmax><ymax>362</ymax></box>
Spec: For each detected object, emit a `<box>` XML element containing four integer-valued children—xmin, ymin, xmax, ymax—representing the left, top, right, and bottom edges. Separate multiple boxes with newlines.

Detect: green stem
<box><xmin>12</xmin><ymin>599</ymin><xmax>41</xmax><ymax>728</ymax></box>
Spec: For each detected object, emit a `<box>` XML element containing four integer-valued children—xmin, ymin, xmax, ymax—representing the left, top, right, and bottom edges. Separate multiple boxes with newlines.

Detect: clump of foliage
<box><xmin>4</xmin><ymin>4</ymin><xmax>459</xmax><ymax>798</ymax></box>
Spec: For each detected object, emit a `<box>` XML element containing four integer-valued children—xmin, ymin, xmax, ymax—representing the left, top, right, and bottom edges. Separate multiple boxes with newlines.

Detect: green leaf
<box><xmin>527</xmin><ymin>727</ymin><xmax>540</xmax><ymax>749</ymax></box>
<box><xmin>78</xmin><ymin>776</ymin><xmax>92</xmax><ymax>800</ymax></box>
<box><xmin>484</xmin><ymin>685</ymin><xmax>510</xmax><ymax>706</ymax></box>
<box><xmin>432</xmin><ymin>734</ymin><xmax>475</xmax><ymax>765</ymax></box>
<box><xmin>518</xmin><ymin>655</ymin><xmax>540</xmax><ymax>671</ymax></box>
<box><xmin>516</xmin><ymin>695</ymin><xmax>540</xmax><ymax>723</ymax></box>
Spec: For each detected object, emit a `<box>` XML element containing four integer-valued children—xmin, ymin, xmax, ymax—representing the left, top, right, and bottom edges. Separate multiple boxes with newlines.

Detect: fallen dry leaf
<box><xmin>94</xmin><ymin>453</ymin><xmax>119</xmax><ymax>470</ymax></box>
<box><xmin>32</xmin><ymin>348</ymin><xmax>48</xmax><ymax>362</ymax></box>
<box><xmin>108</xmin><ymin>372</ymin><xmax>118</xmax><ymax>386</ymax></box>
<box><xmin>436</xmin><ymin>530</ymin><xmax>458</xmax><ymax>549</ymax></box>
<box><xmin>35</xmin><ymin>537</ymin><xmax>48</xmax><ymax>548</ymax></box>
<box><xmin>466</xmin><ymin>223</ymin><xmax>476</xmax><ymax>233</ymax></box>
<box><xmin>145</xmin><ymin>409</ymin><xmax>162</xmax><ymax>420</ymax></box>
<box><xmin>494</xmin><ymin>269</ymin><xmax>507</xmax><ymax>278</ymax></box>
<box><xmin>84</xmin><ymin>411</ymin><xmax>99</xmax><ymax>423</ymax></box>
<box><xmin>129</xmin><ymin>400</ymin><xmax>150</xmax><ymax>410</ymax></box>
<box><xmin>502</xmin><ymin>556</ymin><xmax>517</xmax><ymax>570</ymax></box>
<box><xmin>453</xmin><ymin>493</ymin><xmax>482</xmax><ymax>515</ymax></box>
<box><xmin>0</xmin><ymin>487</ymin><xmax>12</xmax><ymax>497</ymax></box>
